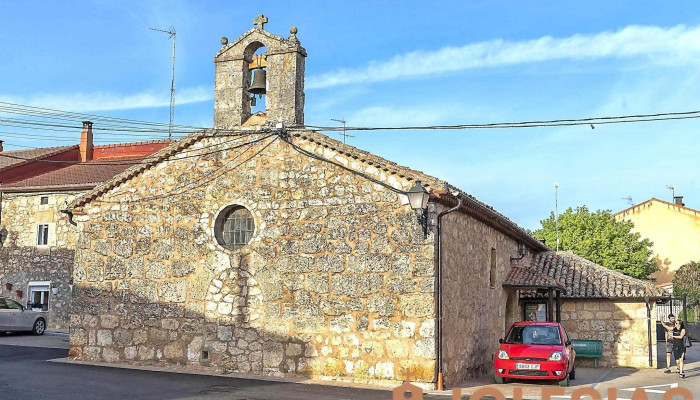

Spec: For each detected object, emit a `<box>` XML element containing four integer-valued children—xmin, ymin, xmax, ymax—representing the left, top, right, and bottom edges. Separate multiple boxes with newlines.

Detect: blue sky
<box><xmin>1</xmin><ymin>1</ymin><xmax>700</xmax><ymax>230</ymax></box>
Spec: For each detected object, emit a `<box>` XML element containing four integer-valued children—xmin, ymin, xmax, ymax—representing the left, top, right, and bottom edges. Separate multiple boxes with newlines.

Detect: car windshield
<box><xmin>505</xmin><ymin>325</ymin><xmax>562</xmax><ymax>345</ymax></box>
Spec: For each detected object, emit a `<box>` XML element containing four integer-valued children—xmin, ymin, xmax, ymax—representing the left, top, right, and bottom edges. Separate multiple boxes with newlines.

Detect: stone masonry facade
<box><xmin>439</xmin><ymin>205</ymin><xmax>533</xmax><ymax>386</ymax></box>
<box><xmin>0</xmin><ymin>192</ymin><xmax>81</xmax><ymax>329</ymax></box>
<box><xmin>69</xmin><ymin>133</ymin><xmax>442</xmax><ymax>387</ymax></box>
<box><xmin>560</xmin><ymin>300</ymin><xmax>657</xmax><ymax>368</ymax></box>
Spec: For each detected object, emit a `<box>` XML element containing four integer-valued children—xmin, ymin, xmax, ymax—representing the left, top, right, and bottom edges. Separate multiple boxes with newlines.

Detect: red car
<box><xmin>494</xmin><ymin>322</ymin><xmax>576</xmax><ymax>386</ymax></box>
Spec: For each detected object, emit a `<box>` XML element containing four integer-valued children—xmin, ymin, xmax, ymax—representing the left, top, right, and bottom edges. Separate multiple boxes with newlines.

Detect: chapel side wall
<box><xmin>439</xmin><ymin>204</ymin><xmax>533</xmax><ymax>386</ymax></box>
<box><xmin>0</xmin><ymin>192</ymin><xmax>80</xmax><ymax>329</ymax></box>
<box><xmin>70</xmin><ymin>135</ymin><xmax>438</xmax><ymax>388</ymax></box>
<box><xmin>561</xmin><ymin>300</ymin><xmax>656</xmax><ymax>368</ymax></box>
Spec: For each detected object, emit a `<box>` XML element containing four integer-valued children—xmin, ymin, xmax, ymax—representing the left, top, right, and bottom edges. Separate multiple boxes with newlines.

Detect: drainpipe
<box><xmin>435</xmin><ymin>193</ymin><xmax>462</xmax><ymax>391</ymax></box>
<box><xmin>644</xmin><ymin>295</ymin><xmax>653</xmax><ymax>367</ymax></box>
<box><xmin>60</xmin><ymin>210</ymin><xmax>77</xmax><ymax>226</ymax></box>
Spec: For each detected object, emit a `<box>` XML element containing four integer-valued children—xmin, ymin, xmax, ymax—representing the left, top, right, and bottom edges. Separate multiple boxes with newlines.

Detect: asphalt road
<box><xmin>0</xmin><ymin>345</ymin><xmax>400</xmax><ymax>400</ymax></box>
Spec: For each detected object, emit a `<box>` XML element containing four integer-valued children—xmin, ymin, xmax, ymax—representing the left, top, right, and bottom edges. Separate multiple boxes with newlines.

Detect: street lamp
<box><xmin>406</xmin><ymin>180</ymin><xmax>430</xmax><ymax>236</ymax></box>
<box><xmin>406</xmin><ymin>180</ymin><xmax>430</xmax><ymax>210</ymax></box>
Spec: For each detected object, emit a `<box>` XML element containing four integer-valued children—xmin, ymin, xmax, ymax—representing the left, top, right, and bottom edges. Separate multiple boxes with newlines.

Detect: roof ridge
<box><xmin>94</xmin><ymin>140</ymin><xmax>174</xmax><ymax>149</ymax></box>
<box><xmin>1</xmin><ymin>145</ymin><xmax>77</xmax><ymax>154</ymax></box>
<box><xmin>613</xmin><ymin>197</ymin><xmax>700</xmax><ymax>216</ymax></box>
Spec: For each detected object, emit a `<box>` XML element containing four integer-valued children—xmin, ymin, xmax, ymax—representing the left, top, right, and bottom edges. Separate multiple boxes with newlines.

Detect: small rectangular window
<box><xmin>37</xmin><ymin>223</ymin><xmax>49</xmax><ymax>246</ymax></box>
<box><xmin>40</xmin><ymin>196</ymin><xmax>49</xmax><ymax>205</ymax></box>
<box><xmin>490</xmin><ymin>247</ymin><xmax>497</xmax><ymax>287</ymax></box>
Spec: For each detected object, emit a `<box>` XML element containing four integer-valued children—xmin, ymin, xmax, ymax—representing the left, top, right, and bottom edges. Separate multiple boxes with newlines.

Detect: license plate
<box><xmin>516</xmin><ymin>363</ymin><xmax>540</xmax><ymax>370</ymax></box>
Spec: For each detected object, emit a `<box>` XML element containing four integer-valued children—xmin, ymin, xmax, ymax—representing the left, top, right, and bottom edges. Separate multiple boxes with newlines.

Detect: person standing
<box><xmin>671</xmin><ymin>320</ymin><xmax>687</xmax><ymax>378</ymax></box>
<box><xmin>661</xmin><ymin>314</ymin><xmax>676</xmax><ymax>373</ymax></box>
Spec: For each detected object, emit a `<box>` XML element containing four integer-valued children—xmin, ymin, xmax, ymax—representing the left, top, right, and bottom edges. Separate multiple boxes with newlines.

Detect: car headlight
<box><xmin>549</xmin><ymin>352</ymin><xmax>563</xmax><ymax>361</ymax></box>
<box><xmin>497</xmin><ymin>350</ymin><xmax>509</xmax><ymax>360</ymax></box>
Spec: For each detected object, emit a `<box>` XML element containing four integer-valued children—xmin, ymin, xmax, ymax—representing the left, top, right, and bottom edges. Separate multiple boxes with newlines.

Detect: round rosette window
<box><xmin>214</xmin><ymin>205</ymin><xmax>255</xmax><ymax>251</ymax></box>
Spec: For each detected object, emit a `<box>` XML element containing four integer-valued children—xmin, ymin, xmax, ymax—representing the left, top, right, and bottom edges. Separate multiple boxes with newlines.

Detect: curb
<box><xmin>44</xmin><ymin>331</ymin><xmax>69</xmax><ymax>338</ymax></box>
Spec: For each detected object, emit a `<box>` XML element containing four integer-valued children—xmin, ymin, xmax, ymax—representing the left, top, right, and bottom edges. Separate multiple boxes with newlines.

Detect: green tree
<box><xmin>533</xmin><ymin>206</ymin><xmax>657</xmax><ymax>279</ymax></box>
<box><xmin>672</xmin><ymin>261</ymin><xmax>700</xmax><ymax>323</ymax></box>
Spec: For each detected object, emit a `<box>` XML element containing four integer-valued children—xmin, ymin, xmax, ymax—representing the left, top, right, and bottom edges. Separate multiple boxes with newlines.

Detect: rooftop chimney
<box><xmin>673</xmin><ymin>196</ymin><xmax>685</xmax><ymax>207</ymax></box>
<box><xmin>79</xmin><ymin>121</ymin><xmax>93</xmax><ymax>162</ymax></box>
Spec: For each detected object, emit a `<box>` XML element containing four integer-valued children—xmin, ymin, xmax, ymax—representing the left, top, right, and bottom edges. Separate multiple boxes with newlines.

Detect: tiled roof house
<box><xmin>0</xmin><ymin>121</ymin><xmax>170</xmax><ymax>329</ymax></box>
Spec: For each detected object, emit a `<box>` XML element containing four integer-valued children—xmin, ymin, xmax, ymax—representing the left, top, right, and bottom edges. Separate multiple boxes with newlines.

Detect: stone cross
<box><xmin>253</xmin><ymin>14</ymin><xmax>268</xmax><ymax>30</ymax></box>
<box><xmin>403</xmin><ymin>369</ymin><xmax>415</xmax><ymax>382</ymax></box>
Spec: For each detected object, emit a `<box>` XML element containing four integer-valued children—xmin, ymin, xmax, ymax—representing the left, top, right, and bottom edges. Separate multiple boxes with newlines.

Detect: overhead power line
<box><xmin>0</xmin><ymin>130</ymin><xmax>272</xmax><ymax>166</ymax></box>
<box><xmin>305</xmin><ymin>109</ymin><xmax>700</xmax><ymax>132</ymax></box>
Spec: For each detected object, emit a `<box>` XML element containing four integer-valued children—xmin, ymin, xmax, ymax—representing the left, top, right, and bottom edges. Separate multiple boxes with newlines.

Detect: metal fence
<box><xmin>656</xmin><ymin>296</ymin><xmax>687</xmax><ymax>322</ymax></box>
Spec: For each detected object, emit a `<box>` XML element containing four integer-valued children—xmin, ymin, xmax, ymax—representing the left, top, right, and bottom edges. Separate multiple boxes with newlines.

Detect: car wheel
<box><xmin>558</xmin><ymin>372</ymin><xmax>569</xmax><ymax>387</ymax></box>
<box><xmin>494</xmin><ymin>375</ymin><xmax>505</xmax><ymax>384</ymax></box>
<box><xmin>32</xmin><ymin>318</ymin><xmax>46</xmax><ymax>335</ymax></box>
<box><xmin>570</xmin><ymin>365</ymin><xmax>576</xmax><ymax>380</ymax></box>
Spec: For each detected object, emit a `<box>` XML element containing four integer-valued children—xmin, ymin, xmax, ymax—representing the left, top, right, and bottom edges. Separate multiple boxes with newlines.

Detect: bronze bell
<box><xmin>249</xmin><ymin>67</ymin><xmax>266</xmax><ymax>96</ymax></box>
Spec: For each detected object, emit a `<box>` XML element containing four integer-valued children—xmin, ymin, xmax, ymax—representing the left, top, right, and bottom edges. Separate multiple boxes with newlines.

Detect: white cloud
<box><xmin>0</xmin><ymin>86</ymin><xmax>213</xmax><ymax>112</ymax></box>
<box><xmin>307</xmin><ymin>24</ymin><xmax>700</xmax><ymax>89</ymax></box>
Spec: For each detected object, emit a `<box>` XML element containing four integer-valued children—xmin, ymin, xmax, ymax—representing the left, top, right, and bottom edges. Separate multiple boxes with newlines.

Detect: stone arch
<box><xmin>241</xmin><ymin>40</ymin><xmax>268</xmax><ymax>118</ymax></box>
<box><xmin>205</xmin><ymin>259</ymin><xmax>264</xmax><ymax>327</ymax></box>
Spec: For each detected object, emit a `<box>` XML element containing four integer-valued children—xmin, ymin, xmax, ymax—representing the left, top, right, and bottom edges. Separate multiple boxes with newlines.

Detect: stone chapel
<box><xmin>65</xmin><ymin>17</ymin><xmax>663</xmax><ymax>389</ymax></box>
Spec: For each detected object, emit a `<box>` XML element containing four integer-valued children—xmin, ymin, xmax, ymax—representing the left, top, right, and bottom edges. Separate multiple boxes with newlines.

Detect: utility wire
<box><xmin>0</xmin><ymin>101</ymin><xmax>200</xmax><ymax>129</ymax></box>
<box><xmin>90</xmin><ymin>134</ymin><xmax>279</xmax><ymax>203</ymax></box>
<box><xmin>305</xmin><ymin>109</ymin><xmax>700</xmax><ymax>131</ymax></box>
<box><xmin>0</xmin><ymin>130</ymin><xmax>272</xmax><ymax>166</ymax></box>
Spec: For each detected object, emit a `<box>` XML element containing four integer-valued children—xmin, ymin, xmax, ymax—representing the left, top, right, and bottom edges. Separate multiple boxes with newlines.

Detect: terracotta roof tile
<box><xmin>0</xmin><ymin>146</ymin><xmax>77</xmax><ymax>172</ymax></box>
<box><xmin>1</xmin><ymin>162</ymin><xmax>133</xmax><ymax>189</ymax></box>
<box><xmin>503</xmin><ymin>265</ymin><xmax>565</xmax><ymax>290</ymax></box>
<box><xmin>511</xmin><ymin>251</ymin><xmax>667</xmax><ymax>299</ymax></box>
<box><xmin>1</xmin><ymin>141</ymin><xmax>171</xmax><ymax>190</ymax></box>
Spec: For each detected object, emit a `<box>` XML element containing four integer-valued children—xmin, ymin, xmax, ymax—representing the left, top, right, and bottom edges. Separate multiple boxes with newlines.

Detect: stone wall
<box><xmin>438</xmin><ymin>204</ymin><xmax>533</xmax><ymax>386</ymax></box>
<box><xmin>70</xmin><ymin>134</ymin><xmax>438</xmax><ymax>387</ymax></box>
<box><xmin>0</xmin><ymin>192</ymin><xmax>80</xmax><ymax>329</ymax></box>
<box><xmin>560</xmin><ymin>300</ymin><xmax>657</xmax><ymax>368</ymax></box>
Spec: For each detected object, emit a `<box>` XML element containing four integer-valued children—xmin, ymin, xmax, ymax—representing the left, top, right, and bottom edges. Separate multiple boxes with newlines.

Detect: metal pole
<box><xmin>683</xmin><ymin>295</ymin><xmax>688</xmax><ymax>322</ymax></box>
<box><xmin>169</xmin><ymin>30</ymin><xmax>176</xmax><ymax>141</ymax></box>
<box><xmin>149</xmin><ymin>27</ymin><xmax>176</xmax><ymax>140</ymax></box>
<box><xmin>556</xmin><ymin>290</ymin><xmax>561</xmax><ymax>323</ymax></box>
<box><xmin>646</xmin><ymin>299</ymin><xmax>653</xmax><ymax>367</ymax></box>
<box><xmin>554</xmin><ymin>182</ymin><xmax>559</xmax><ymax>252</ymax></box>
<box><xmin>435</xmin><ymin>195</ymin><xmax>462</xmax><ymax>390</ymax></box>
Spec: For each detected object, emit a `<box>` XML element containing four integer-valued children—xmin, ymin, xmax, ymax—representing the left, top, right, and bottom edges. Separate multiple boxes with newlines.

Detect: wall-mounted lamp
<box><xmin>406</xmin><ymin>180</ymin><xmax>430</xmax><ymax>237</ymax></box>
<box><xmin>51</xmin><ymin>286</ymin><xmax>60</xmax><ymax>295</ymax></box>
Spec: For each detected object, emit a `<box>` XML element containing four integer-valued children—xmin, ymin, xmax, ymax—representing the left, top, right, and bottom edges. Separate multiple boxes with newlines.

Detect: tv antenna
<box><xmin>621</xmin><ymin>196</ymin><xmax>633</xmax><ymax>205</ymax></box>
<box><xmin>331</xmin><ymin>118</ymin><xmax>354</xmax><ymax>144</ymax></box>
<box><xmin>666</xmin><ymin>184</ymin><xmax>675</xmax><ymax>201</ymax></box>
<box><xmin>149</xmin><ymin>26</ymin><xmax>176</xmax><ymax>140</ymax></box>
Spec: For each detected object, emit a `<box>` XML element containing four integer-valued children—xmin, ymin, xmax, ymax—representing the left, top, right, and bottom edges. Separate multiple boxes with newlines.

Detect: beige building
<box><xmin>614</xmin><ymin>197</ymin><xmax>700</xmax><ymax>285</ymax></box>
